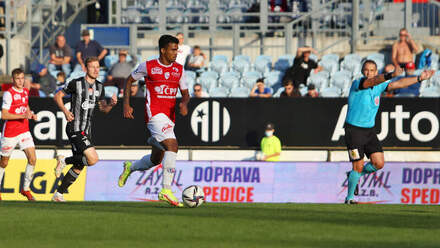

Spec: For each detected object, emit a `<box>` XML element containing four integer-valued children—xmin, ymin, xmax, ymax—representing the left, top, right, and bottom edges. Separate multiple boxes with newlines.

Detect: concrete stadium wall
<box><xmin>10</xmin><ymin>149</ymin><xmax>439</xmax><ymax>162</ymax></box>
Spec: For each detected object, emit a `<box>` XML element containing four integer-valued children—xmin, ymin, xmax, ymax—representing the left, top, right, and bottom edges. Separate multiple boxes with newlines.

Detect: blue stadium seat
<box><xmin>242</xmin><ymin>71</ymin><xmax>261</xmax><ymax>88</ymax></box>
<box><xmin>198</xmin><ymin>76</ymin><xmax>217</xmax><ymax>91</ymax></box>
<box><xmin>274</xmin><ymin>54</ymin><xmax>295</xmax><ymax>72</ymax></box>
<box><xmin>185</xmin><ymin>70</ymin><xmax>197</xmax><ymax>80</ymax></box>
<box><xmin>209</xmin><ymin>86</ymin><xmax>229</xmax><ymax>97</ymax></box>
<box><xmin>219</xmin><ymin>73</ymin><xmax>240</xmax><ymax>89</ymax></box>
<box><xmin>233</xmin><ymin>55</ymin><xmax>251</xmax><ymax>63</ymax></box>
<box><xmin>272</xmin><ymin>87</ymin><xmax>285</xmax><ymax>98</ymax></box>
<box><xmin>104</xmin><ymin>86</ymin><xmax>119</xmax><ymax>98</ymax></box>
<box><xmin>200</xmin><ymin>71</ymin><xmax>219</xmax><ymax>80</ymax></box>
<box><xmin>212</xmin><ymin>55</ymin><xmax>228</xmax><ymax>63</ymax></box>
<box><xmin>264</xmin><ymin>71</ymin><xmax>282</xmax><ymax>87</ymax></box>
<box><xmin>232</xmin><ymin>59</ymin><xmax>251</xmax><ymax>75</ymax></box>
<box><xmin>341</xmin><ymin>54</ymin><xmax>362</xmax><ymax>76</ymax></box>
<box><xmin>321</xmin><ymin>54</ymin><xmax>339</xmax><ymax>63</ymax></box>
<box><xmin>307</xmin><ymin>74</ymin><xmax>329</xmax><ymax>90</ymax></box>
<box><xmin>320</xmin><ymin>87</ymin><xmax>341</xmax><ymax>97</ymax></box>
<box><xmin>319</xmin><ymin>59</ymin><xmax>339</xmax><ymax>76</ymax></box>
<box><xmin>209</xmin><ymin>59</ymin><xmax>229</xmax><ymax>75</ymax></box>
<box><xmin>254</xmin><ymin>56</ymin><xmax>272</xmax><ymax>74</ymax></box>
<box><xmin>104</xmin><ymin>55</ymin><xmax>119</xmax><ymax>69</ymax></box>
<box><xmin>330</xmin><ymin>71</ymin><xmax>352</xmax><ymax>89</ymax></box>
<box><xmin>419</xmin><ymin>87</ymin><xmax>440</xmax><ymax>97</ymax></box>
<box><xmin>230</xmin><ymin>86</ymin><xmax>250</xmax><ymax>97</ymax></box>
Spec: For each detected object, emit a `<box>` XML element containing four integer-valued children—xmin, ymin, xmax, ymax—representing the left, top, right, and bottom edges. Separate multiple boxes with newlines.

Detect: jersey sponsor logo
<box><xmin>164</xmin><ymin>72</ymin><xmax>170</xmax><ymax>79</ymax></box>
<box><xmin>161</xmin><ymin>123</ymin><xmax>173</xmax><ymax>133</ymax></box>
<box><xmin>374</xmin><ymin>96</ymin><xmax>380</xmax><ymax>106</ymax></box>
<box><xmin>154</xmin><ymin>85</ymin><xmax>178</xmax><ymax>98</ymax></box>
<box><xmin>22</xmin><ymin>97</ymin><xmax>26</xmax><ymax>103</ymax></box>
<box><xmin>1</xmin><ymin>146</ymin><xmax>13</xmax><ymax>151</ymax></box>
<box><xmin>191</xmin><ymin>100</ymin><xmax>231</xmax><ymax>142</ymax></box>
<box><xmin>172</xmin><ymin>72</ymin><xmax>181</xmax><ymax>78</ymax></box>
<box><xmin>151</xmin><ymin>67</ymin><xmax>163</xmax><ymax>75</ymax></box>
<box><xmin>13</xmin><ymin>94</ymin><xmax>21</xmax><ymax>100</ymax></box>
<box><xmin>14</xmin><ymin>106</ymin><xmax>27</xmax><ymax>114</ymax></box>
<box><xmin>332</xmin><ymin>104</ymin><xmax>439</xmax><ymax>143</ymax></box>
<box><xmin>81</xmin><ymin>101</ymin><xmax>95</xmax><ymax>109</ymax></box>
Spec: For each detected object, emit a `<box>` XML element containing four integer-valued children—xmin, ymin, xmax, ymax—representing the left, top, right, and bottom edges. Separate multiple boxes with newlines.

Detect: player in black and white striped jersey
<box><xmin>52</xmin><ymin>56</ymin><xmax>117</xmax><ymax>202</ymax></box>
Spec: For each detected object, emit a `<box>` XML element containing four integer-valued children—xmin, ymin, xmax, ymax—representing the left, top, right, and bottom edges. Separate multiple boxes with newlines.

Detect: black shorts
<box><xmin>399</xmin><ymin>63</ymin><xmax>408</xmax><ymax>69</ymax></box>
<box><xmin>67</xmin><ymin>131</ymin><xmax>94</xmax><ymax>154</ymax></box>
<box><xmin>344</xmin><ymin>123</ymin><xmax>383</xmax><ymax>162</ymax></box>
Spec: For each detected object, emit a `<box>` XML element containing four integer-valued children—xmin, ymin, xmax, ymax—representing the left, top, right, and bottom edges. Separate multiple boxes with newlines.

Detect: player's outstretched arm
<box><xmin>179</xmin><ymin>89</ymin><xmax>190</xmax><ymax>116</ymax></box>
<box><xmin>387</xmin><ymin>70</ymin><xmax>435</xmax><ymax>91</ymax></box>
<box><xmin>123</xmin><ymin>75</ymin><xmax>136</xmax><ymax>119</ymax></box>
<box><xmin>362</xmin><ymin>65</ymin><xmax>403</xmax><ymax>88</ymax></box>
<box><xmin>98</xmin><ymin>94</ymin><xmax>117</xmax><ymax>114</ymax></box>
<box><xmin>54</xmin><ymin>90</ymin><xmax>74</xmax><ymax>122</ymax></box>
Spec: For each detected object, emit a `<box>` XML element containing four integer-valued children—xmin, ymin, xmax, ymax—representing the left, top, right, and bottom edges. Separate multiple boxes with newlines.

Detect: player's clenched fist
<box><xmin>123</xmin><ymin>104</ymin><xmax>134</xmax><ymax>119</ymax></box>
<box><xmin>64</xmin><ymin>110</ymin><xmax>74</xmax><ymax>122</ymax></box>
<box><xmin>179</xmin><ymin>102</ymin><xmax>188</xmax><ymax>116</ymax></box>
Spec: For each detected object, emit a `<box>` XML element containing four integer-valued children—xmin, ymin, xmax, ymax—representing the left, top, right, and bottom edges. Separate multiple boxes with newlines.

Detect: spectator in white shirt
<box><xmin>185</xmin><ymin>45</ymin><xmax>206</xmax><ymax>72</ymax></box>
<box><xmin>192</xmin><ymin>83</ymin><xmax>209</xmax><ymax>98</ymax></box>
<box><xmin>176</xmin><ymin>32</ymin><xmax>191</xmax><ymax>66</ymax></box>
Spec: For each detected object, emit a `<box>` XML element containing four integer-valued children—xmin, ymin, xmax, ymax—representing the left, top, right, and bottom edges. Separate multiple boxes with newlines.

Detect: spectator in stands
<box><xmin>250</xmin><ymin>78</ymin><xmax>272</xmax><ymax>98</ymax></box>
<box><xmin>392</xmin><ymin>28</ymin><xmax>419</xmax><ymax>69</ymax></box>
<box><xmin>105</xmin><ymin>49</ymin><xmax>137</xmax><ymax>91</ymax></box>
<box><xmin>176</xmin><ymin>32</ymin><xmax>191</xmax><ymax>66</ymax></box>
<box><xmin>393</xmin><ymin>62</ymin><xmax>421</xmax><ymax>96</ymax></box>
<box><xmin>192</xmin><ymin>83</ymin><xmax>209</xmax><ymax>98</ymax></box>
<box><xmin>130</xmin><ymin>81</ymin><xmax>145</xmax><ymax>97</ymax></box>
<box><xmin>185</xmin><ymin>46</ymin><xmax>206</xmax><ymax>72</ymax></box>
<box><xmin>305</xmin><ymin>83</ymin><xmax>319</xmax><ymax>97</ymax></box>
<box><xmin>54</xmin><ymin>71</ymin><xmax>68</xmax><ymax>95</ymax></box>
<box><xmin>283</xmin><ymin>46</ymin><xmax>322</xmax><ymax>88</ymax></box>
<box><xmin>258</xmin><ymin>123</ymin><xmax>281</xmax><ymax>162</ymax></box>
<box><xmin>74</xmin><ymin>29</ymin><xmax>107</xmax><ymax>72</ymax></box>
<box><xmin>33</xmin><ymin>64</ymin><xmax>57</xmax><ymax>97</ymax></box>
<box><xmin>280</xmin><ymin>80</ymin><xmax>301</xmax><ymax>97</ymax></box>
<box><xmin>48</xmin><ymin>35</ymin><xmax>72</xmax><ymax>77</ymax></box>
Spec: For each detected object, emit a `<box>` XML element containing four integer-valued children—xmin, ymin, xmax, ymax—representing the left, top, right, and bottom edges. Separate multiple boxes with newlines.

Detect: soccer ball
<box><xmin>182</xmin><ymin>185</ymin><xmax>205</xmax><ymax>208</ymax></box>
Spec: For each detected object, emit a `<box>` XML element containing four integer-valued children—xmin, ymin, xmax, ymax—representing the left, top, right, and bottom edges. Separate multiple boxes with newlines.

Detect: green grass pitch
<box><xmin>0</xmin><ymin>201</ymin><xmax>439</xmax><ymax>248</ymax></box>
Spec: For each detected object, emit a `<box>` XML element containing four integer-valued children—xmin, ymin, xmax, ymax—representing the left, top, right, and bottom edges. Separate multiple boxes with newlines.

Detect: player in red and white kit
<box><xmin>118</xmin><ymin>35</ymin><xmax>189</xmax><ymax>207</ymax></box>
<box><xmin>0</xmin><ymin>68</ymin><xmax>38</xmax><ymax>201</ymax></box>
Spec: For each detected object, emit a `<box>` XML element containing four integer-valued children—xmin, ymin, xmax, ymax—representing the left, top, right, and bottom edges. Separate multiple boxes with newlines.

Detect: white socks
<box><xmin>131</xmin><ymin>155</ymin><xmax>155</xmax><ymax>171</ymax></box>
<box><xmin>0</xmin><ymin>167</ymin><xmax>5</xmax><ymax>186</ymax></box>
<box><xmin>23</xmin><ymin>164</ymin><xmax>35</xmax><ymax>191</ymax></box>
<box><xmin>162</xmin><ymin>151</ymin><xmax>177</xmax><ymax>190</ymax></box>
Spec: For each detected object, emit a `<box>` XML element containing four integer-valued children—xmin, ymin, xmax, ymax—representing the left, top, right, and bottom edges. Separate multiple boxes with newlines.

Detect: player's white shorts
<box><xmin>147</xmin><ymin>113</ymin><xmax>176</xmax><ymax>142</ymax></box>
<box><xmin>0</xmin><ymin>131</ymin><xmax>35</xmax><ymax>157</ymax></box>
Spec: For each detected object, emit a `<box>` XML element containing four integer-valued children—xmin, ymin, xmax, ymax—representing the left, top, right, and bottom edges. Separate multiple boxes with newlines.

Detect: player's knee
<box><xmin>87</xmin><ymin>156</ymin><xmax>99</xmax><ymax>166</ymax></box>
<box><xmin>164</xmin><ymin>143</ymin><xmax>178</xmax><ymax>153</ymax></box>
<box><xmin>150</xmin><ymin>155</ymin><xmax>162</xmax><ymax>165</ymax></box>
<box><xmin>0</xmin><ymin>156</ymin><xmax>9</xmax><ymax>168</ymax></box>
<box><xmin>28</xmin><ymin>156</ymin><xmax>36</xmax><ymax>166</ymax></box>
<box><xmin>373</xmin><ymin>160</ymin><xmax>384</xmax><ymax>170</ymax></box>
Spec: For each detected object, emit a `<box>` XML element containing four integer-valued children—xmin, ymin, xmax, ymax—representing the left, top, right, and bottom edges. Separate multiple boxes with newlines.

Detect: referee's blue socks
<box><xmin>361</xmin><ymin>162</ymin><xmax>378</xmax><ymax>176</ymax></box>
<box><xmin>346</xmin><ymin>170</ymin><xmax>361</xmax><ymax>201</ymax></box>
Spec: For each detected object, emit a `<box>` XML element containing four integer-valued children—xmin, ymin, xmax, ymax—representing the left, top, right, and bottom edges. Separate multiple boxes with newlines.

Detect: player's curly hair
<box><xmin>159</xmin><ymin>35</ymin><xmax>179</xmax><ymax>53</ymax></box>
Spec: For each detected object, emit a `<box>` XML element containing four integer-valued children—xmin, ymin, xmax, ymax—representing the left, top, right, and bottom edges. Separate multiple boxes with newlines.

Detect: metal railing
<box><xmin>102</xmin><ymin>0</ymin><xmax>387</xmax><ymax>59</ymax></box>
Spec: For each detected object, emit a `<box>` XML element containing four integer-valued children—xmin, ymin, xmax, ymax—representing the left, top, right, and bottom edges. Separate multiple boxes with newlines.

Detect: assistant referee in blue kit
<box><xmin>344</xmin><ymin>60</ymin><xmax>435</xmax><ymax>204</ymax></box>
